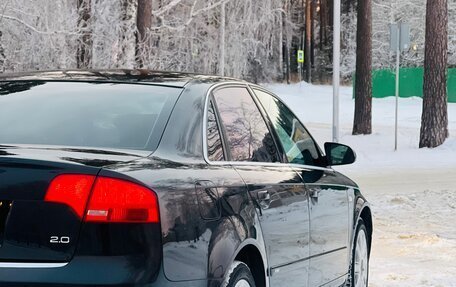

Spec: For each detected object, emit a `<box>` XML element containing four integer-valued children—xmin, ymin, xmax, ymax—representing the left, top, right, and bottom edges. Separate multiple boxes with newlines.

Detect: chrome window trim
<box><xmin>202</xmin><ymin>82</ymin><xmax>333</xmax><ymax>173</ymax></box>
<box><xmin>305</xmin><ymin>182</ymin><xmax>359</xmax><ymax>190</ymax></box>
<box><xmin>0</xmin><ymin>262</ymin><xmax>68</xmax><ymax>268</ymax></box>
<box><xmin>289</xmin><ymin>163</ymin><xmax>333</xmax><ymax>172</ymax></box>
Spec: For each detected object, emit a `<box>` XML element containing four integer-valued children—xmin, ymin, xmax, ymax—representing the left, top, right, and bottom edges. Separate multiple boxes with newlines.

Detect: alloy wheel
<box><xmin>354</xmin><ymin>228</ymin><xmax>369</xmax><ymax>287</ymax></box>
<box><xmin>234</xmin><ymin>279</ymin><xmax>251</xmax><ymax>287</ymax></box>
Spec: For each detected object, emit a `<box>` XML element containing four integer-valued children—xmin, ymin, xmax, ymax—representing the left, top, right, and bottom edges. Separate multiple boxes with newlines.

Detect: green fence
<box><xmin>355</xmin><ymin>67</ymin><xmax>456</xmax><ymax>103</ymax></box>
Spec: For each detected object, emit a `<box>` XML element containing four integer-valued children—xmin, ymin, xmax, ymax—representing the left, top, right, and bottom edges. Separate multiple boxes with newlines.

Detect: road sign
<box><xmin>390</xmin><ymin>24</ymin><xmax>398</xmax><ymax>51</ymax></box>
<box><xmin>297</xmin><ymin>50</ymin><xmax>304</xmax><ymax>63</ymax></box>
<box><xmin>400</xmin><ymin>23</ymin><xmax>410</xmax><ymax>50</ymax></box>
<box><xmin>390</xmin><ymin>22</ymin><xmax>410</xmax><ymax>52</ymax></box>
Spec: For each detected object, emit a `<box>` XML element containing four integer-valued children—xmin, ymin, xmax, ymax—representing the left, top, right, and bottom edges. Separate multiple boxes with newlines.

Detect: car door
<box><xmin>211</xmin><ymin>85</ymin><xmax>310</xmax><ymax>287</ymax></box>
<box><xmin>253</xmin><ymin>88</ymin><xmax>350</xmax><ymax>287</ymax></box>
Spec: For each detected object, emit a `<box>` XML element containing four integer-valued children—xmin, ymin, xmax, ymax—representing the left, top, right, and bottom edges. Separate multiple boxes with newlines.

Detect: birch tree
<box><xmin>4</xmin><ymin>0</ymin><xmax>450</xmax><ymax>82</ymax></box>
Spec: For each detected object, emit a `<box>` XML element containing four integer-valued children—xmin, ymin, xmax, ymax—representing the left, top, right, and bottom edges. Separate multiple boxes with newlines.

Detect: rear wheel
<box><xmin>348</xmin><ymin>219</ymin><xmax>369</xmax><ymax>287</ymax></box>
<box><xmin>222</xmin><ymin>261</ymin><xmax>256</xmax><ymax>287</ymax></box>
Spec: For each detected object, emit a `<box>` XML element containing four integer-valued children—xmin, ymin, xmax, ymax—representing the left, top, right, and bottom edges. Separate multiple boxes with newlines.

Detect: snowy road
<box><xmin>269</xmin><ymin>82</ymin><xmax>456</xmax><ymax>287</ymax></box>
<box><xmin>354</xmin><ymin>169</ymin><xmax>456</xmax><ymax>287</ymax></box>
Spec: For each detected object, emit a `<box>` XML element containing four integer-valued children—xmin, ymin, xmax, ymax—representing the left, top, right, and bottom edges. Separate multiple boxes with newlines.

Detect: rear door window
<box><xmin>213</xmin><ymin>87</ymin><xmax>279</xmax><ymax>163</ymax></box>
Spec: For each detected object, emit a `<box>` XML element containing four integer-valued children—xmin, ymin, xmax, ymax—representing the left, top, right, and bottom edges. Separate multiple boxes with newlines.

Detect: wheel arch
<box><xmin>233</xmin><ymin>242</ymin><xmax>267</xmax><ymax>287</ymax></box>
<box><xmin>355</xmin><ymin>204</ymin><xmax>373</xmax><ymax>256</ymax></box>
<box><xmin>206</xmin><ymin>216</ymin><xmax>268</xmax><ymax>286</ymax></box>
<box><xmin>360</xmin><ymin>206</ymin><xmax>373</xmax><ymax>252</ymax></box>
<box><xmin>344</xmin><ymin>202</ymin><xmax>373</xmax><ymax>287</ymax></box>
<box><xmin>213</xmin><ymin>237</ymin><xmax>268</xmax><ymax>287</ymax></box>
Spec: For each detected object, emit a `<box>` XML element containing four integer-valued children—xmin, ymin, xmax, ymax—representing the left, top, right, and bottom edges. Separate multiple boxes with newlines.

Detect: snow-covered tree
<box><xmin>1</xmin><ymin>0</ymin><xmax>453</xmax><ymax>82</ymax></box>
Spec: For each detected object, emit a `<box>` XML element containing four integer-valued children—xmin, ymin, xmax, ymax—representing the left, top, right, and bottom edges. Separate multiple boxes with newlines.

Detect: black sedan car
<box><xmin>0</xmin><ymin>70</ymin><xmax>372</xmax><ymax>287</ymax></box>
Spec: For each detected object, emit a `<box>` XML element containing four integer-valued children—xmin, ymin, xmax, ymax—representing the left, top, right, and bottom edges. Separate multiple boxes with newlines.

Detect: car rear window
<box><xmin>0</xmin><ymin>81</ymin><xmax>181</xmax><ymax>151</ymax></box>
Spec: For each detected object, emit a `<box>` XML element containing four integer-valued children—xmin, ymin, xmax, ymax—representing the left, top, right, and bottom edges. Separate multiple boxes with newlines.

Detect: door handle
<box><xmin>257</xmin><ymin>190</ymin><xmax>272</xmax><ymax>210</ymax></box>
<box><xmin>310</xmin><ymin>189</ymin><xmax>320</xmax><ymax>198</ymax></box>
<box><xmin>257</xmin><ymin>190</ymin><xmax>271</xmax><ymax>201</ymax></box>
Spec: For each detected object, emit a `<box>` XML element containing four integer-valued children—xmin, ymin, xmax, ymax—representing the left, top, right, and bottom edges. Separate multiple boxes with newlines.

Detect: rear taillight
<box><xmin>45</xmin><ymin>174</ymin><xmax>96</xmax><ymax>218</ymax></box>
<box><xmin>45</xmin><ymin>175</ymin><xmax>159</xmax><ymax>223</ymax></box>
<box><xmin>86</xmin><ymin>177</ymin><xmax>159</xmax><ymax>223</ymax></box>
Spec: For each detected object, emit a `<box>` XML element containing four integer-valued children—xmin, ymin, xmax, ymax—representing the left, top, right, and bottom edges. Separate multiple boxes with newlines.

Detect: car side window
<box><xmin>207</xmin><ymin>99</ymin><xmax>225</xmax><ymax>161</ymax></box>
<box><xmin>254</xmin><ymin>89</ymin><xmax>323</xmax><ymax>167</ymax></box>
<box><xmin>213</xmin><ymin>87</ymin><xmax>279</xmax><ymax>163</ymax></box>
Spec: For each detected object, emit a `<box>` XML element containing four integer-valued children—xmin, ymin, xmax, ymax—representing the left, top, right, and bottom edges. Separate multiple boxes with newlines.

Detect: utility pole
<box><xmin>332</xmin><ymin>0</ymin><xmax>341</xmax><ymax>142</ymax></box>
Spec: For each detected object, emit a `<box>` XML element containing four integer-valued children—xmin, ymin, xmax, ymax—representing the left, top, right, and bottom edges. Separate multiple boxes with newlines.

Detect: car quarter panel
<box><xmin>103</xmin><ymin>157</ymin><xmax>260</xmax><ymax>282</ymax></box>
<box><xmin>106</xmin><ymin>81</ymin><xmax>265</xmax><ymax>282</ymax></box>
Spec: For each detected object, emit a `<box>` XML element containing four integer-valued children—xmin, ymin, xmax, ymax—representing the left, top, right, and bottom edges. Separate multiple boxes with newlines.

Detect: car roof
<box><xmin>0</xmin><ymin>69</ymin><xmax>242</xmax><ymax>88</ymax></box>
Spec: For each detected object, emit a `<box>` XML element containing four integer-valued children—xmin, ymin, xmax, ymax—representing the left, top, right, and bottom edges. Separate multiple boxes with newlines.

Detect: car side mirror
<box><xmin>324</xmin><ymin>142</ymin><xmax>356</xmax><ymax>166</ymax></box>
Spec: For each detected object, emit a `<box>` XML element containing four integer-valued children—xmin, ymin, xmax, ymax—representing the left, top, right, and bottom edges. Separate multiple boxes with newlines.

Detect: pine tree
<box><xmin>352</xmin><ymin>0</ymin><xmax>372</xmax><ymax>135</ymax></box>
<box><xmin>305</xmin><ymin>0</ymin><xmax>312</xmax><ymax>82</ymax></box>
<box><xmin>420</xmin><ymin>0</ymin><xmax>449</xmax><ymax>148</ymax></box>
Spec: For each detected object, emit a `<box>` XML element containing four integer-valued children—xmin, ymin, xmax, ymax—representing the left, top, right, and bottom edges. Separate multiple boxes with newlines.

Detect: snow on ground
<box><xmin>268</xmin><ymin>82</ymin><xmax>456</xmax><ymax>287</ymax></box>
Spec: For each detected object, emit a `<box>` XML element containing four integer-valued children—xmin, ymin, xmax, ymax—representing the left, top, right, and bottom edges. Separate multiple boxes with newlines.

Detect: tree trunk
<box><xmin>279</xmin><ymin>9</ymin><xmax>284</xmax><ymax>81</ymax></box>
<box><xmin>118</xmin><ymin>0</ymin><xmax>138</xmax><ymax>68</ymax></box>
<box><xmin>305</xmin><ymin>0</ymin><xmax>312</xmax><ymax>82</ymax></box>
<box><xmin>285</xmin><ymin>45</ymin><xmax>290</xmax><ymax>84</ymax></box>
<box><xmin>284</xmin><ymin>1</ymin><xmax>291</xmax><ymax>84</ymax></box>
<box><xmin>311</xmin><ymin>0</ymin><xmax>315</xmax><ymax>68</ymax></box>
<box><xmin>328</xmin><ymin>0</ymin><xmax>333</xmax><ymax>30</ymax></box>
<box><xmin>219</xmin><ymin>2</ymin><xmax>225</xmax><ymax>76</ymax></box>
<box><xmin>327</xmin><ymin>0</ymin><xmax>333</xmax><ymax>63</ymax></box>
<box><xmin>0</xmin><ymin>31</ymin><xmax>5</xmax><ymax>72</ymax></box>
<box><xmin>320</xmin><ymin>0</ymin><xmax>326</xmax><ymax>50</ymax></box>
<box><xmin>136</xmin><ymin>0</ymin><xmax>152</xmax><ymax>68</ymax></box>
<box><xmin>420</xmin><ymin>0</ymin><xmax>448</xmax><ymax>148</ymax></box>
<box><xmin>76</xmin><ymin>0</ymin><xmax>92</xmax><ymax>69</ymax></box>
<box><xmin>352</xmin><ymin>0</ymin><xmax>372</xmax><ymax>135</ymax></box>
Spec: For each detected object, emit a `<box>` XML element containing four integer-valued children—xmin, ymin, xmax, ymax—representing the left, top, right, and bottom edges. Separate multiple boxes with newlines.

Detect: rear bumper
<box><xmin>0</xmin><ymin>258</ymin><xmax>218</xmax><ymax>286</ymax></box>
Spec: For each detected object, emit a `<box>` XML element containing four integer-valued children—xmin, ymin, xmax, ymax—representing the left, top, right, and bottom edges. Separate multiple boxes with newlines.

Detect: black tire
<box><xmin>222</xmin><ymin>261</ymin><xmax>256</xmax><ymax>287</ymax></box>
<box><xmin>347</xmin><ymin>219</ymin><xmax>370</xmax><ymax>287</ymax></box>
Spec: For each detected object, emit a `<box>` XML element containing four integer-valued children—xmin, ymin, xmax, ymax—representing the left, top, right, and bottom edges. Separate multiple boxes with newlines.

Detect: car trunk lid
<box><xmin>0</xmin><ymin>145</ymin><xmax>146</xmax><ymax>262</ymax></box>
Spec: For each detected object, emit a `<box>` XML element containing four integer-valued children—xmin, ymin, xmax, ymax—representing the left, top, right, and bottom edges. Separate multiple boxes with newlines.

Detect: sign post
<box><xmin>298</xmin><ymin>50</ymin><xmax>304</xmax><ymax>85</ymax></box>
<box><xmin>389</xmin><ymin>22</ymin><xmax>410</xmax><ymax>151</ymax></box>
